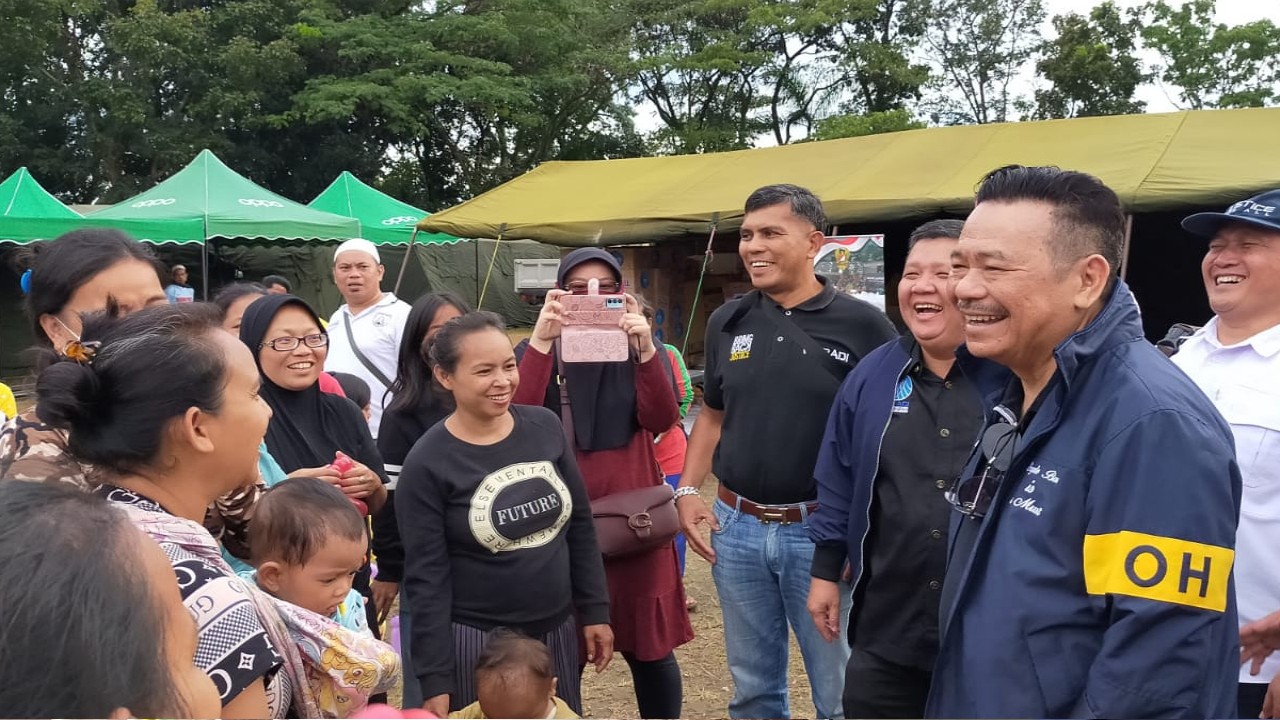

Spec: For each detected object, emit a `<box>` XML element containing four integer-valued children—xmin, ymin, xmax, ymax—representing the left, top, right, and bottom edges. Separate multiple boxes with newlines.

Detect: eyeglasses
<box><xmin>946</xmin><ymin>420</ymin><xmax>1019</xmax><ymax>519</ymax></box>
<box><xmin>564</xmin><ymin>279</ymin><xmax>622</xmax><ymax>294</ymax></box>
<box><xmin>260</xmin><ymin>332</ymin><xmax>329</xmax><ymax>352</ymax></box>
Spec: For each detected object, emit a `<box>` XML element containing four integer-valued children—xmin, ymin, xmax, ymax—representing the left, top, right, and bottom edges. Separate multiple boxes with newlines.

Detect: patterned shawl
<box><xmin>117</xmin><ymin>502</ymin><xmax>401</xmax><ymax>719</ymax></box>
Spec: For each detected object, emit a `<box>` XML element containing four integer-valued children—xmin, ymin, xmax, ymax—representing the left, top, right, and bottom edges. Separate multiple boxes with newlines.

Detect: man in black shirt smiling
<box><xmin>807</xmin><ymin>220</ymin><xmax>984</xmax><ymax>718</ymax></box>
<box><xmin>677</xmin><ymin>184</ymin><xmax>897</xmax><ymax>719</ymax></box>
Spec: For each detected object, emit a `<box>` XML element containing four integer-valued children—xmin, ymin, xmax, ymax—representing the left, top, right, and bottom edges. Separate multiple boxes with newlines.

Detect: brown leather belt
<box><xmin>718</xmin><ymin>485</ymin><xmax>817</xmax><ymax>525</ymax></box>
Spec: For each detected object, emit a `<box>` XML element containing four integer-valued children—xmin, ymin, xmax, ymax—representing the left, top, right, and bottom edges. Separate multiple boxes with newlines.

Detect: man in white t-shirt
<box><xmin>1171</xmin><ymin>188</ymin><xmax>1280</xmax><ymax>720</ymax></box>
<box><xmin>326</xmin><ymin>238</ymin><xmax>411</xmax><ymax>439</ymax></box>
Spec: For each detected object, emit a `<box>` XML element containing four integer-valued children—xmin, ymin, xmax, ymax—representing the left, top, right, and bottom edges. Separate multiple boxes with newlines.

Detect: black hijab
<box><xmin>529</xmin><ymin>248</ymin><xmax>673</xmax><ymax>452</ymax></box>
<box><xmin>238</xmin><ymin>294</ymin><xmax>371</xmax><ymax>473</ymax></box>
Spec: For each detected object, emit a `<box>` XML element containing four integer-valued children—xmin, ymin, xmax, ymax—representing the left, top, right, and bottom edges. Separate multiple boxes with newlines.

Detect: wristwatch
<box><xmin>673</xmin><ymin>486</ymin><xmax>701</xmax><ymax>500</ymax></box>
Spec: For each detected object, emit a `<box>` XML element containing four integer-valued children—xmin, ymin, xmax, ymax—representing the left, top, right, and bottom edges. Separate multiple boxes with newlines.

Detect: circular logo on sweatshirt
<box><xmin>469</xmin><ymin>461</ymin><xmax>572</xmax><ymax>554</ymax></box>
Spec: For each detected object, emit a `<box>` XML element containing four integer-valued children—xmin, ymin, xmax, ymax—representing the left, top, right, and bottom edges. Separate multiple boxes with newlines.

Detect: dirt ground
<box><xmin>578</xmin><ymin>480</ymin><xmax>816</xmax><ymax>720</ymax></box>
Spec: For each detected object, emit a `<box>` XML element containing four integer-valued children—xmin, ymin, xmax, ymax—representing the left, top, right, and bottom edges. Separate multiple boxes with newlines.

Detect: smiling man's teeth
<box><xmin>750</xmin><ymin>261</ymin><xmax>772</xmax><ymax>268</ymax></box>
<box><xmin>915</xmin><ymin>303</ymin><xmax>943</xmax><ymax>312</ymax></box>
<box><xmin>966</xmin><ymin>315</ymin><xmax>1002</xmax><ymax>324</ymax></box>
<box><xmin>1216</xmin><ymin>275</ymin><xmax>1244</xmax><ymax>285</ymax></box>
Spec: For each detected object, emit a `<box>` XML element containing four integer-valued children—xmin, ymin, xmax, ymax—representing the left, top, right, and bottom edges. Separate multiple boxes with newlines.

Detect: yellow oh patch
<box><xmin>1082</xmin><ymin>531</ymin><xmax>1233</xmax><ymax>612</ymax></box>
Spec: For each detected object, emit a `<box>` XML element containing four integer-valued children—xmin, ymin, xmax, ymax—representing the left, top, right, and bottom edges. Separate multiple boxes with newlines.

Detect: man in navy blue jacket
<box><xmin>928</xmin><ymin>165</ymin><xmax>1241</xmax><ymax>718</ymax></box>
<box><xmin>809</xmin><ymin>219</ymin><xmax>987</xmax><ymax>718</ymax></box>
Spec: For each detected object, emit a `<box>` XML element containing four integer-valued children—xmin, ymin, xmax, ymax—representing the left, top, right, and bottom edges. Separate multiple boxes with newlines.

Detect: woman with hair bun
<box><xmin>0</xmin><ymin>229</ymin><xmax>263</xmax><ymax>565</ymax></box>
<box><xmin>35</xmin><ymin>303</ymin><xmax>399</xmax><ymax>719</ymax></box>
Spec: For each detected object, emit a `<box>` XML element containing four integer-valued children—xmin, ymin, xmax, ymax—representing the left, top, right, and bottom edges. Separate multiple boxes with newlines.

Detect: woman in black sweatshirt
<box><xmin>396</xmin><ymin>311</ymin><xmax>611</xmax><ymax>717</ymax></box>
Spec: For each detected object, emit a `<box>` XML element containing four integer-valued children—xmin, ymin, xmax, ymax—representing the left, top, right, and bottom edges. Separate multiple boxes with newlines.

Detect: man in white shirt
<box><xmin>326</xmin><ymin>238</ymin><xmax>411</xmax><ymax>439</ymax></box>
<box><xmin>1171</xmin><ymin>188</ymin><xmax>1280</xmax><ymax>719</ymax></box>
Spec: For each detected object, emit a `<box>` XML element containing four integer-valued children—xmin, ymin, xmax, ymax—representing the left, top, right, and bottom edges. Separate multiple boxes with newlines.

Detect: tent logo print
<box><xmin>382</xmin><ymin>215</ymin><xmax>419</xmax><ymax>226</ymax></box>
<box><xmin>132</xmin><ymin>198</ymin><xmax>176</xmax><ymax>208</ymax></box>
<box><xmin>238</xmin><ymin>198</ymin><xmax>284</xmax><ymax>208</ymax></box>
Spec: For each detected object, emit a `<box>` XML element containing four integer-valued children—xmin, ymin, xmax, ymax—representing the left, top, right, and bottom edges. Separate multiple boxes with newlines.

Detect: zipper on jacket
<box><xmin>850</xmin><ymin>353</ymin><xmax>915</xmax><ymax>596</ymax></box>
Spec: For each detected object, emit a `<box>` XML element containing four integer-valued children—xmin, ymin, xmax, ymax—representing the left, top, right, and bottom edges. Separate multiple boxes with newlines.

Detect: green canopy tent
<box><xmin>89</xmin><ymin>150</ymin><xmax>362</xmax><ymax>295</ymax></box>
<box><xmin>309</xmin><ymin>171</ymin><xmax>461</xmax><ymax>295</ymax></box>
<box><xmin>0</xmin><ymin>167</ymin><xmax>205</xmax><ymax>245</ymax></box>
<box><xmin>309</xmin><ymin>171</ymin><xmax>458</xmax><ymax>246</ymax></box>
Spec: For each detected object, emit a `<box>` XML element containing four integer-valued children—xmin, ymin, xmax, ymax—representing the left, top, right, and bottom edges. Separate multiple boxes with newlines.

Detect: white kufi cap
<box><xmin>334</xmin><ymin>238</ymin><xmax>380</xmax><ymax>264</ymax></box>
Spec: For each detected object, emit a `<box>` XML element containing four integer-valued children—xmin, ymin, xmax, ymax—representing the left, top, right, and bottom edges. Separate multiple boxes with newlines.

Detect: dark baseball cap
<box><xmin>1182</xmin><ymin>189</ymin><xmax>1280</xmax><ymax>238</ymax></box>
<box><xmin>557</xmin><ymin>247</ymin><xmax>622</xmax><ymax>287</ymax></box>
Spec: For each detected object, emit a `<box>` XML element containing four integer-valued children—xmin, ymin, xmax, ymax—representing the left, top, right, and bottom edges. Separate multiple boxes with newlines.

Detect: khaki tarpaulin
<box><xmin>419</xmin><ymin>108</ymin><xmax>1280</xmax><ymax>246</ymax></box>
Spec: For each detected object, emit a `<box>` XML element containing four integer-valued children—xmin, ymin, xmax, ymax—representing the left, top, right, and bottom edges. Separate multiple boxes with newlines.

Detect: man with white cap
<box><xmin>326</xmin><ymin>238</ymin><xmax>412</xmax><ymax>438</ymax></box>
<box><xmin>1171</xmin><ymin>188</ymin><xmax>1280</xmax><ymax>719</ymax></box>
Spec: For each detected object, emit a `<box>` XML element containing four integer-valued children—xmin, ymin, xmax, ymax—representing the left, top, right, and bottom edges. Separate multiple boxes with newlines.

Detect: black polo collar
<box><xmin>726</xmin><ymin>275</ymin><xmax>837</xmax><ymax>328</ymax></box>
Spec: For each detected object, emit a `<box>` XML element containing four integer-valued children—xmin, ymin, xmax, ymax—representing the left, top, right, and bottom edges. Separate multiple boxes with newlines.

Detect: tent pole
<box><xmin>394</xmin><ymin>228</ymin><xmax>419</xmax><ymax>297</ymax></box>
<box><xmin>476</xmin><ymin>223</ymin><xmax>508</xmax><ymax>310</ymax></box>
<box><xmin>681</xmin><ymin>215</ymin><xmax>720</xmax><ymax>358</ymax></box>
<box><xmin>202</xmin><ymin>240</ymin><xmax>211</xmax><ymax>301</ymax></box>
<box><xmin>1119</xmin><ymin>214</ymin><xmax>1134</xmax><ymax>280</ymax></box>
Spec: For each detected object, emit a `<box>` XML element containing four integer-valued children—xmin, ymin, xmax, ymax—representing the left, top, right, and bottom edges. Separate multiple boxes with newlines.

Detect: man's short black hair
<box><xmin>907</xmin><ymin>219</ymin><xmax>964</xmax><ymax>251</ymax></box>
<box><xmin>974</xmin><ymin>165</ymin><xmax>1124</xmax><ymax>276</ymax></box>
<box><xmin>744</xmin><ymin>184</ymin><xmax>827</xmax><ymax>232</ymax></box>
<box><xmin>263</xmin><ymin>274</ymin><xmax>291</xmax><ymax>292</ymax></box>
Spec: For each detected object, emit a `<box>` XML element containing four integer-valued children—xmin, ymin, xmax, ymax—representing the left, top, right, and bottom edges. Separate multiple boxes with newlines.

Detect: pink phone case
<box><xmin>560</xmin><ymin>294</ymin><xmax>629</xmax><ymax>362</ymax></box>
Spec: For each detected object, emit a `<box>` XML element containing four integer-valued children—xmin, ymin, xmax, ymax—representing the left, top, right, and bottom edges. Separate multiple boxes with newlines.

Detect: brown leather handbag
<box><xmin>591</xmin><ymin>483</ymin><xmax>679</xmax><ymax>560</ymax></box>
<box><xmin>555</xmin><ymin>345</ymin><xmax>679</xmax><ymax>559</ymax></box>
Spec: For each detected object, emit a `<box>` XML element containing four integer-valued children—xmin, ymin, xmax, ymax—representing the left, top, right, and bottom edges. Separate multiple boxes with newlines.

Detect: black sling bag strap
<box><xmin>754</xmin><ymin>292</ymin><xmax>850</xmax><ymax>384</ymax></box>
<box><xmin>341</xmin><ymin>310</ymin><xmax>393</xmax><ymax>388</ymax></box>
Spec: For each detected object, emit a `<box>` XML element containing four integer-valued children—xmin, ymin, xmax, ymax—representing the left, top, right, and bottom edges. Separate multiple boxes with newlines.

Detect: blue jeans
<box><xmin>400</xmin><ymin>596</ymin><xmax>423</xmax><ymax>709</ymax></box>
<box><xmin>664</xmin><ymin>473</ymin><xmax>687</xmax><ymax>574</ymax></box>
<box><xmin>711</xmin><ymin>497</ymin><xmax>850</xmax><ymax>719</ymax></box>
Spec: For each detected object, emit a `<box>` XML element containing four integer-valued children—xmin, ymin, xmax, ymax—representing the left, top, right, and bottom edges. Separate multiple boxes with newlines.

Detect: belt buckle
<box><xmin>759</xmin><ymin>507</ymin><xmax>790</xmax><ymax>525</ymax></box>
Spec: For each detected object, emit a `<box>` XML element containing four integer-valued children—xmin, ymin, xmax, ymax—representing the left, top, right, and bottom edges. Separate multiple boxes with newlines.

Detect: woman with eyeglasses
<box><xmin>239</xmin><ymin>294</ymin><xmax>390</xmax><ymax>637</ymax></box>
<box><xmin>239</xmin><ymin>294</ymin><xmax>388</xmax><ymax>514</ymax></box>
<box><xmin>514</xmin><ymin>248</ymin><xmax>692</xmax><ymax>720</ymax></box>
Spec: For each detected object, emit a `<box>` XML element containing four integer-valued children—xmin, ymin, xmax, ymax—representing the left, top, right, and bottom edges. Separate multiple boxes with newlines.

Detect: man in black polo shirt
<box><xmin>806</xmin><ymin>220</ymin><xmax>984</xmax><ymax>718</ymax></box>
<box><xmin>677</xmin><ymin>184</ymin><xmax>897</xmax><ymax>720</ymax></box>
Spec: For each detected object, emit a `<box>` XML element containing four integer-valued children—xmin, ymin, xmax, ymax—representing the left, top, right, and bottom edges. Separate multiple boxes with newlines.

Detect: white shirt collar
<box><xmin>342</xmin><ymin>291</ymin><xmax>398</xmax><ymax>317</ymax></box>
<box><xmin>1197</xmin><ymin>316</ymin><xmax>1280</xmax><ymax>358</ymax></box>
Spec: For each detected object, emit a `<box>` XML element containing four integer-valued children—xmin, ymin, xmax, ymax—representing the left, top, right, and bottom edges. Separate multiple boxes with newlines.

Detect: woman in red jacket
<box><xmin>513</xmin><ymin>248</ymin><xmax>693</xmax><ymax>720</ymax></box>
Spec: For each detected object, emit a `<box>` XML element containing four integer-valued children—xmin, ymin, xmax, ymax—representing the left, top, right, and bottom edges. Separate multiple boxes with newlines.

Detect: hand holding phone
<box><xmin>560</xmin><ymin>278</ymin><xmax>629</xmax><ymax>363</ymax></box>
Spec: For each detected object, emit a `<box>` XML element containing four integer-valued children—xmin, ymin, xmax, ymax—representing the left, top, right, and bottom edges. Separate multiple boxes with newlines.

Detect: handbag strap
<box><xmin>757</xmin><ymin>293</ymin><xmax>849</xmax><ymax>384</ymax></box>
<box><xmin>342</xmin><ymin>309</ymin><xmax>393</xmax><ymax>388</ymax></box>
<box><xmin>553</xmin><ymin>341</ymin><xmax>576</xmax><ymax>450</ymax></box>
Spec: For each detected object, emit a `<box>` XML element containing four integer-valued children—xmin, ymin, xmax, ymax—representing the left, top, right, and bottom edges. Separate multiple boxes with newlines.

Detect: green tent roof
<box><xmin>0</xmin><ymin>167</ymin><xmax>207</xmax><ymax>245</ymax></box>
<box><xmin>90</xmin><ymin>150</ymin><xmax>362</xmax><ymax>244</ymax></box>
<box><xmin>309</xmin><ymin>171</ymin><xmax>459</xmax><ymax>245</ymax></box>
<box><xmin>0</xmin><ymin>168</ymin><xmax>80</xmax><ymax>220</ymax></box>
<box><xmin>420</xmin><ymin>108</ymin><xmax>1280</xmax><ymax>246</ymax></box>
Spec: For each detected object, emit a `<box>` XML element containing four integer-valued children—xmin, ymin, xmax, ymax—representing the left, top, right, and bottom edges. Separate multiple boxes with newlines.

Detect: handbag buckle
<box><xmin>628</xmin><ymin>512</ymin><xmax>653</xmax><ymax>531</ymax></box>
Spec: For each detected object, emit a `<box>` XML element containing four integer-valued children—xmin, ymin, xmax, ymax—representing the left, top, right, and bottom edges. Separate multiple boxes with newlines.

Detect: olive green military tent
<box><xmin>419</xmin><ymin>108</ymin><xmax>1280</xmax><ymax>245</ymax></box>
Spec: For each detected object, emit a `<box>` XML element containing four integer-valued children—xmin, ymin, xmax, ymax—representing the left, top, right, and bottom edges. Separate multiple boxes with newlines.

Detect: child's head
<box><xmin>474</xmin><ymin>629</ymin><xmax>558</xmax><ymax>720</ymax></box>
<box><xmin>329</xmin><ymin>372</ymin><xmax>373</xmax><ymax>421</ymax></box>
<box><xmin>250</xmin><ymin>477</ymin><xmax>368</xmax><ymax>616</ymax></box>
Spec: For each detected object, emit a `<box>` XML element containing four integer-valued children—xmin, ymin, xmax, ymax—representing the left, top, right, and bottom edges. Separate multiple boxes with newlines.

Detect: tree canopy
<box><xmin>0</xmin><ymin>0</ymin><xmax>1275</xmax><ymax>207</ymax></box>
